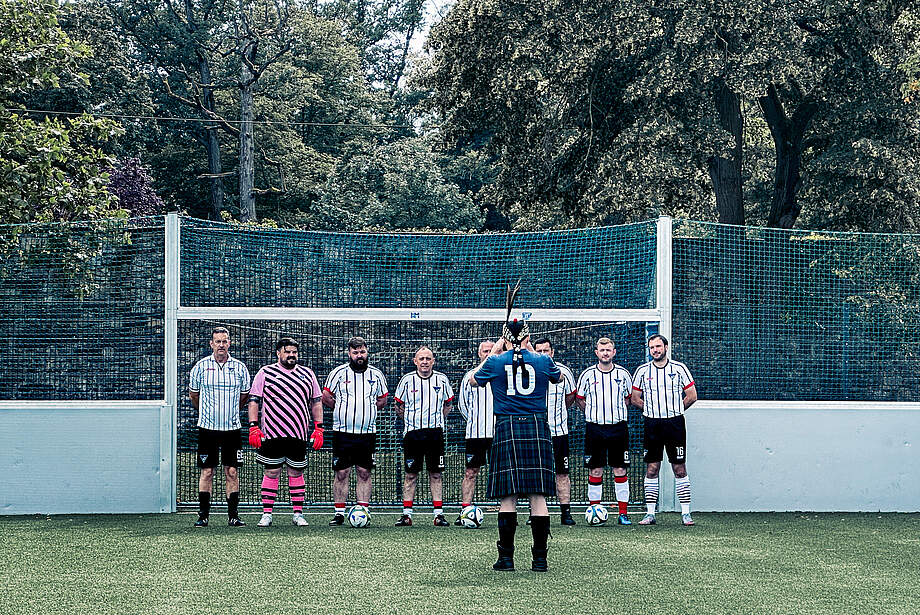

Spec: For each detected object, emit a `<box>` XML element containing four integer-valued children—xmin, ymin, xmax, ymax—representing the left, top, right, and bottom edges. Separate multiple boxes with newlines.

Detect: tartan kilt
<box><xmin>487</xmin><ymin>414</ymin><xmax>556</xmax><ymax>498</ymax></box>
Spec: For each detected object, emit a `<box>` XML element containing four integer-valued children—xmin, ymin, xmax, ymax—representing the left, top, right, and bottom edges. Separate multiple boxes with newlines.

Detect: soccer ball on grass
<box><xmin>459</xmin><ymin>505</ymin><xmax>484</xmax><ymax>528</ymax></box>
<box><xmin>348</xmin><ymin>505</ymin><xmax>370</xmax><ymax>528</ymax></box>
<box><xmin>584</xmin><ymin>504</ymin><xmax>608</xmax><ymax>525</ymax></box>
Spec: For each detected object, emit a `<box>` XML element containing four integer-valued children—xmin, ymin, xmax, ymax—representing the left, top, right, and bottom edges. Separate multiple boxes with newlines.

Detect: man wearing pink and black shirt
<box><xmin>247</xmin><ymin>337</ymin><xmax>324</xmax><ymax>527</ymax></box>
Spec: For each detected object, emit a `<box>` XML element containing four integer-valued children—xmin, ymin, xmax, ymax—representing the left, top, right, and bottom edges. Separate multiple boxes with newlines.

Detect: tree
<box><xmin>108</xmin><ymin>157</ymin><xmax>166</xmax><ymax>216</ymax></box>
<box><xmin>0</xmin><ymin>0</ymin><xmax>124</xmax><ymax>224</ymax></box>
<box><xmin>317</xmin><ymin>136</ymin><xmax>483</xmax><ymax>230</ymax></box>
<box><xmin>423</xmin><ymin>0</ymin><xmax>920</xmax><ymax>231</ymax></box>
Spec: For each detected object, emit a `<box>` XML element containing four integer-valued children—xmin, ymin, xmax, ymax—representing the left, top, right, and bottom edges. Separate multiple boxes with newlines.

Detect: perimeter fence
<box><xmin>1</xmin><ymin>215</ymin><xmax>917</xmax><ymax>509</ymax></box>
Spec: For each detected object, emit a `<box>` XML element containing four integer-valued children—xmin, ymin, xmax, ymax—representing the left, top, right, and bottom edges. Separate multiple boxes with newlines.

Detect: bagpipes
<box><xmin>502</xmin><ymin>279</ymin><xmax>530</xmax><ymax>387</ymax></box>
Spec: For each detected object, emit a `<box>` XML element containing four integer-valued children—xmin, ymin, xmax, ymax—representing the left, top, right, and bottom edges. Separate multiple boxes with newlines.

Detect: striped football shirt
<box><xmin>632</xmin><ymin>359</ymin><xmax>695</xmax><ymax>419</ymax></box>
<box><xmin>323</xmin><ymin>364</ymin><xmax>388</xmax><ymax>434</ymax></box>
<box><xmin>189</xmin><ymin>354</ymin><xmax>251</xmax><ymax>431</ymax></box>
<box><xmin>576</xmin><ymin>364</ymin><xmax>633</xmax><ymax>424</ymax></box>
<box><xmin>547</xmin><ymin>364</ymin><xmax>576</xmax><ymax>437</ymax></box>
<box><xmin>458</xmin><ymin>367</ymin><xmax>494</xmax><ymax>439</ymax></box>
<box><xmin>250</xmin><ymin>362</ymin><xmax>321</xmax><ymax>440</ymax></box>
<box><xmin>394</xmin><ymin>370</ymin><xmax>454</xmax><ymax>435</ymax></box>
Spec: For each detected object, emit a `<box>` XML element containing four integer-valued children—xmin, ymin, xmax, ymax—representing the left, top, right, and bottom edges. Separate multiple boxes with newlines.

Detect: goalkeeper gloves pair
<box><xmin>248</xmin><ymin>423</ymin><xmax>324</xmax><ymax>450</ymax></box>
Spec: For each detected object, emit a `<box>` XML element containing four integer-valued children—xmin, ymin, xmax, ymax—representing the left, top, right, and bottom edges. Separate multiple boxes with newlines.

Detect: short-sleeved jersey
<box><xmin>459</xmin><ymin>368</ymin><xmax>494</xmax><ymax>439</ymax></box>
<box><xmin>576</xmin><ymin>364</ymin><xmax>633</xmax><ymax>424</ymax></box>
<box><xmin>473</xmin><ymin>349</ymin><xmax>560</xmax><ymax>416</ymax></box>
<box><xmin>394</xmin><ymin>370</ymin><xmax>454</xmax><ymax>435</ymax></box>
<box><xmin>323</xmin><ymin>364</ymin><xmax>388</xmax><ymax>434</ymax></box>
<box><xmin>632</xmin><ymin>359</ymin><xmax>695</xmax><ymax>419</ymax></box>
<box><xmin>250</xmin><ymin>362</ymin><xmax>321</xmax><ymax>440</ymax></box>
<box><xmin>189</xmin><ymin>355</ymin><xmax>251</xmax><ymax>431</ymax></box>
<box><xmin>547</xmin><ymin>364</ymin><xmax>576</xmax><ymax>437</ymax></box>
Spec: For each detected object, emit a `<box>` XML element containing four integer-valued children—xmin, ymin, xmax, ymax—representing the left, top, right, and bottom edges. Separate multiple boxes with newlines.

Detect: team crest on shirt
<box><xmin>433</xmin><ymin>386</ymin><xmax>441</xmax><ymax>392</ymax></box>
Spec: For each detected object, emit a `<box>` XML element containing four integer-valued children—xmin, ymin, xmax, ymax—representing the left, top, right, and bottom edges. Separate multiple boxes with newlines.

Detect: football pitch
<box><xmin>2</xmin><ymin>512</ymin><xmax>918</xmax><ymax>615</ymax></box>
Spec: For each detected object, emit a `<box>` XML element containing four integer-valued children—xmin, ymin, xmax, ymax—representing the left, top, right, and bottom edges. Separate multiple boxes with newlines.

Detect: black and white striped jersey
<box><xmin>546</xmin><ymin>364</ymin><xmax>576</xmax><ymax>437</ymax></box>
<box><xmin>632</xmin><ymin>359</ymin><xmax>695</xmax><ymax>419</ymax></box>
<box><xmin>394</xmin><ymin>370</ymin><xmax>455</xmax><ymax>435</ymax></box>
<box><xmin>459</xmin><ymin>367</ymin><xmax>494</xmax><ymax>439</ymax></box>
<box><xmin>576</xmin><ymin>364</ymin><xmax>633</xmax><ymax>424</ymax></box>
<box><xmin>323</xmin><ymin>364</ymin><xmax>389</xmax><ymax>434</ymax></box>
<box><xmin>189</xmin><ymin>354</ymin><xmax>251</xmax><ymax>430</ymax></box>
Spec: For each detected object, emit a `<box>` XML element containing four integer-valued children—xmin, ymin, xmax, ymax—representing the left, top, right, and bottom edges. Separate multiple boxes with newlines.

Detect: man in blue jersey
<box><xmin>471</xmin><ymin>319</ymin><xmax>560</xmax><ymax>572</ymax></box>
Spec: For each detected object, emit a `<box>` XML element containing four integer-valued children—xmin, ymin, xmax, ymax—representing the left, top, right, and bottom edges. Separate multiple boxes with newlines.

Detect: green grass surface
<box><xmin>1</xmin><ymin>512</ymin><xmax>918</xmax><ymax>615</ymax></box>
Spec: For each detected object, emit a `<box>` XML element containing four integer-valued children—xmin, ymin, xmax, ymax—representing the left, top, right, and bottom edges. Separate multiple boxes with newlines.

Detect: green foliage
<box><xmin>0</xmin><ymin>0</ymin><xmax>124</xmax><ymax>224</ymax></box>
<box><xmin>423</xmin><ymin>0</ymin><xmax>920</xmax><ymax>231</ymax></box>
<box><xmin>317</xmin><ymin>136</ymin><xmax>483</xmax><ymax>230</ymax></box>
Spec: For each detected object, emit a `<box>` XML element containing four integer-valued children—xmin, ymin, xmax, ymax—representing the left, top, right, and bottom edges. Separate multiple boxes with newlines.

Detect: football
<box><xmin>459</xmin><ymin>505</ymin><xmax>484</xmax><ymax>529</ymax></box>
<box><xmin>584</xmin><ymin>504</ymin><xmax>609</xmax><ymax>525</ymax></box>
<box><xmin>348</xmin><ymin>504</ymin><xmax>370</xmax><ymax>528</ymax></box>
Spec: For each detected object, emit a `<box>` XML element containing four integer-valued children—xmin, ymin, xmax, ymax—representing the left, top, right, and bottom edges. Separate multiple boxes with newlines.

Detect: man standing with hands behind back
<box><xmin>189</xmin><ymin>326</ymin><xmax>250</xmax><ymax>527</ymax></box>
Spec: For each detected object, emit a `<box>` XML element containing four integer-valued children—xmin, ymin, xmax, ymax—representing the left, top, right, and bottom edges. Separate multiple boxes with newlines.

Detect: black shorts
<box><xmin>197</xmin><ymin>428</ymin><xmax>243</xmax><ymax>468</ymax></box>
<box><xmin>643</xmin><ymin>415</ymin><xmax>687</xmax><ymax>464</ymax></box>
<box><xmin>465</xmin><ymin>438</ymin><xmax>492</xmax><ymax>469</ymax></box>
<box><xmin>255</xmin><ymin>437</ymin><xmax>308</xmax><ymax>470</ymax></box>
<box><xmin>332</xmin><ymin>431</ymin><xmax>377</xmax><ymax>471</ymax></box>
<box><xmin>583</xmin><ymin>421</ymin><xmax>631</xmax><ymax>469</ymax></box>
<box><xmin>403</xmin><ymin>428</ymin><xmax>445</xmax><ymax>474</ymax></box>
<box><xmin>552</xmin><ymin>435</ymin><xmax>570</xmax><ymax>475</ymax></box>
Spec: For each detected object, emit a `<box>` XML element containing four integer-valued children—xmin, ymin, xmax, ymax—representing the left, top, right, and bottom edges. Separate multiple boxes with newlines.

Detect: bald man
<box><xmin>394</xmin><ymin>346</ymin><xmax>455</xmax><ymax>526</ymax></box>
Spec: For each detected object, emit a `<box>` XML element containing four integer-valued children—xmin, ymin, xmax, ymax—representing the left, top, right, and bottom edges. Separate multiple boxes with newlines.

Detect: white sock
<box><xmin>676</xmin><ymin>476</ymin><xmax>691</xmax><ymax>514</ymax></box>
<box><xmin>644</xmin><ymin>477</ymin><xmax>659</xmax><ymax>515</ymax></box>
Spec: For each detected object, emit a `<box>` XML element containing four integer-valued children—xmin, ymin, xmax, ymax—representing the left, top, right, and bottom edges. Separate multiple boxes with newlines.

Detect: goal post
<box><xmin>165</xmin><ymin>213</ymin><xmax>668</xmax><ymax>508</ymax></box>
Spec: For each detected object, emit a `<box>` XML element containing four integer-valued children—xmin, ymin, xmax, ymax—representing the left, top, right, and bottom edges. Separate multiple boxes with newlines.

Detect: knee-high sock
<box><xmin>261</xmin><ymin>476</ymin><xmax>279</xmax><ymax>514</ymax></box>
<box><xmin>227</xmin><ymin>492</ymin><xmax>239</xmax><ymax>519</ymax></box>
<box><xmin>198</xmin><ymin>491</ymin><xmax>211</xmax><ymax>518</ymax></box>
<box><xmin>644</xmin><ymin>477</ymin><xmax>659</xmax><ymax>515</ymax></box>
<box><xmin>289</xmin><ymin>474</ymin><xmax>305</xmax><ymax>514</ymax></box>
<box><xmin>614</xmin><ymin>475</ymin><xmax>629</xmax><ymax>515</ymax></box>
<box><xmin>497</xmin><ymin>511</ymin><xmax>518</xmax><ymax>550</ymax></box>
<box><xmin>588</xmin><ymin>475</ymin><xmax>603</xmax><ymax>505</ymax></box>
<box><xmin>530</xmin><ymin>516</ymin><xmax>550</xmax><ymax>551</ymax></box>
<box><xmin>676</xmin><ymin>476</ymin><xmax>691</xmax><ymax>514</ymax></box>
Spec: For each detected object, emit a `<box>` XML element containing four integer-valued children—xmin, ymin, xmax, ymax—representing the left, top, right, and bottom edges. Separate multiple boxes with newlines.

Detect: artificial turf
<box><xmin>1</xmin><ymin>512</ymin><xmax>918</xmax><ymax>615</ymax></box>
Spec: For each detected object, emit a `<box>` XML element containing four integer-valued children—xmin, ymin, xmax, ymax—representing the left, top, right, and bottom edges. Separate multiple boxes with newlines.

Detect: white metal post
<box><xmin>163</xmin><ymin>213</ymin><xmax>180</xmax><ymax>512</ymax></box>
<box><xmin>655</xmin><ymin>215</ymin><xmax>677</xmax><ymax>512</ymax></box>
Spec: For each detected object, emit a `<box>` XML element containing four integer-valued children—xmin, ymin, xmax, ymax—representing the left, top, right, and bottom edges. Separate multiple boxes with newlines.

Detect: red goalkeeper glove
<box><xmin>310</xmin><ymin>423</ymin><xmax>324</xmax><ymax>450</ymax></box>
<box><xmin>248</xmin><ymin>425</ymin><xmax>264</xmax><ymax>448</ymax></box>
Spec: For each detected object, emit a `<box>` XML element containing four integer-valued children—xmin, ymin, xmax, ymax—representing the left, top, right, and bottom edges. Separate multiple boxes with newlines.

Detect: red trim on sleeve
<box><xmin>575</xmin><ymin>394</ymin><xmax>586</xmax><ymax>400</ymax></box>
<box><xmin>322</xmin><ymin>387</ymin><xmax>332</xmax><ymax>393</ymax></box>
<box><xmin>632</xmin><ymin>385</ymin><xmax>641</xmax><ymax>391</ymax></box>
<box><xmin>683</xmin><ymin>381</ymin><xmax>695</xmax><ymax>390</ymax></box>
<box><xmin>445</xmin><ymin>395</ymin><xmax>455</xmax><ymax>403</ymax></box>
<box><xmin>392</xmin><ymin>396</ymin><xmax>402</xmax><ymax>404</ymax></box>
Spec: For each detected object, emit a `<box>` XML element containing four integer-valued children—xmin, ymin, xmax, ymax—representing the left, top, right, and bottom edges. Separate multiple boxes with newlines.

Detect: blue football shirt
<box><xmin>473</xmin><ymin>349</ymin><xmax>561</xmax><ymax>416</ymax></box>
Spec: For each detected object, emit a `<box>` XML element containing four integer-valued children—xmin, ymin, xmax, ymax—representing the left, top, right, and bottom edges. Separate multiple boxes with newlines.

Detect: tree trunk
<box><xmin>198</xmin><ymin>57</ymin><xmax>224</xmax><ymax>220</ymax></box>
<box><xmin>707</xmin><ymin>80</ymin><xmax>744</xmax><ymax>225</ymax></box>
<box><xmin>239</xmin><ymin>51</ymin><xmax>256</xmax><ymax>223</ymax></box>
<box><xmin>759</xmin><ymin>84</ymin><xmax>819</xmax><ymax>229</ymax></box>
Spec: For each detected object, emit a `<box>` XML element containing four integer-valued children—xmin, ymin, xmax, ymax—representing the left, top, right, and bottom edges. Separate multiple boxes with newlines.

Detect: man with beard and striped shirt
<box><xmin>247</xmin><ymin>337</ymin><xmax>324</xmax><ymax>527</ymax></box>
<box><xmin>533</xmin><ymin>337</ymin><xmax>578</xmax><ymax>526</ymax></box>
<box><xmin>188</xmin><ymin>327</ymin><xmax>251</xmax><ymax>527</ymax></box>
<box><xmin>630</xmin><ymin>334</ymin><xmax>698</xmax><ymax>526</ymax></box>
<box><xmin>394</xmin><ymin>346</ymin><xmax>454</xmax><ymax>527</ymax></box>
<box><xmin>575</xmin><ymin>337</ymin><xmax>634</xmax><ymax>525</ymax></box>
<box><xmin>323</xmin><ymin>336</ymin><xmax>389</xmax><ymax>526</ymax></box>
<box><xmin>454</xmin><ymin>340</ymin><xmax>495</xmax><ymax>525</ymax></box>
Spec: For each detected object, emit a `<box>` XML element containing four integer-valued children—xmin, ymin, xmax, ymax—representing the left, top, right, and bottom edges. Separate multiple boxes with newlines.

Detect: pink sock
<box><xmin>289</xmin><ymin>475</ymin><xmax>305</xmax><ymax>513</ymax></box>
<box><xmin>261</xmin><ymin>476</ymin><xmax>279</xmax><ymax>514</ymax></box>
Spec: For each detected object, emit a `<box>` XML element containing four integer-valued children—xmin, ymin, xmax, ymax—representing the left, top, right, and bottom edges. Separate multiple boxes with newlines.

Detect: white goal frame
<box><xmin>164</xmin><ymin>214</ymin><xmax>675</xmax><ymax>510</ymax></box>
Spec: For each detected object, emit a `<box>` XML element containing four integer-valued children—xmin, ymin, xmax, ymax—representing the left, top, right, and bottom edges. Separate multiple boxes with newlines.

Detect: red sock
<box><xmin>614</xmin><ymin>475</ymin><xmax>629</xmax><ymax>515</ymax></box>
